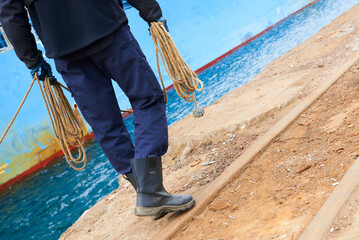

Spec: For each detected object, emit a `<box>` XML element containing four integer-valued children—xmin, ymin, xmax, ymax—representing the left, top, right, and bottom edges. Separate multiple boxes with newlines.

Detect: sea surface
<box><xmin>0</xmin><ymin>0</ymin><xmax>358</xmax><ymax>239</ymax></box>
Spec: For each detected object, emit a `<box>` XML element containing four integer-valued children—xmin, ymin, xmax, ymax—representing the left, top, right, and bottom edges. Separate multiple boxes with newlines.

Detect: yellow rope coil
<box><xmin>37</xmin><ymin>75</ymin><xmax>87</xmax><ymax>171</ymax></box>
<box><xmin>150</xmin><ymin>22</ymin><xmax>204</xmax><ymax>113</ymax></box>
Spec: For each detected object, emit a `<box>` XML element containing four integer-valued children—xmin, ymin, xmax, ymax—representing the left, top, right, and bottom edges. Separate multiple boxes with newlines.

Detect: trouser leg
<box><xmin>92</xmin><ymin>24</ymin><xmax>168</xmax><ymax>159</ymax></box>
<box><xmin>54</xmin><ymin>57</ymin><xmax>134</xmax><ymax>174</ymax></box>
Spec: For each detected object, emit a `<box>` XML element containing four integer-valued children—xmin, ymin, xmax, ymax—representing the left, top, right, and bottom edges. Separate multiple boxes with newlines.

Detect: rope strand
<box><xmin>0</xmin><ymin>77</ymin><xmax>36</xmax><ymax>144</ymax></box>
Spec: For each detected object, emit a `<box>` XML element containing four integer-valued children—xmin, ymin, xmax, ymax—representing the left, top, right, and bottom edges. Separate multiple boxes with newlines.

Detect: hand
<box><xmin>30</xmin><ymin>59</ymin><xmax>57</xmax><ymax>85</ymax></box>
<box><xmin>156</xmin><ymin>16</ymin><xmax>169</xmax><ymax>32</ymax></box>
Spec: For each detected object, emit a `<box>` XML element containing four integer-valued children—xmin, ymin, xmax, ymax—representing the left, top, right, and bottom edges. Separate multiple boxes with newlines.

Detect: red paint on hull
<box><xmin>161</xmin><ymin>0</ymin><xmax>320</xmax><ymax>94</ymax></box>
<box><xmin>0</xmin><ymin>0</ymin><xmax>321</xmax><ymax>191</ymax></box>
<box><xmin>0</xmin><ymin>132</ymin><xmax>95</xmax><ymax>192</ymax></box>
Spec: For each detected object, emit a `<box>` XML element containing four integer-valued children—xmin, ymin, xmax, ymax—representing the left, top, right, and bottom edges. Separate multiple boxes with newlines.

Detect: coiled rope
<box><xmin>38</xmin><ymin>75</ymin><xmax>87</xmax><ymax>170</ymax></box>
<box><xmin>150</xmin><ymin>21</ymin><xmax>204</xmax><ymax>117</ymax></box>
<box><xmin>0</xmin><ymin>74</ymin><xmax>87</xmax><ymax>171</ymax></box>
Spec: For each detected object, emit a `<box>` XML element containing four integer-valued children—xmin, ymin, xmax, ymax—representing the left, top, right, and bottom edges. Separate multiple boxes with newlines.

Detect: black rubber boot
<box><xmin>131</xmin><ymin>155</ymin><xmax>195</xmax><ymax>220</ymax></box>
<box><xmin>123</xmin><ymin>172</ymin><xmax>137</xmax><ymax>190</ymax></box>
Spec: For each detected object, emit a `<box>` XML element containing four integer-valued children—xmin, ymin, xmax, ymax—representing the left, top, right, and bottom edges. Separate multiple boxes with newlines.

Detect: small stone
<box><xmin>211</xmin><ymin>201</ymin><xmax>229</xmax><ymax>211</ymax></box>
<box><xmin>202</xmin><ymin>161</ymin><xmax>216</xmax><ymax>166</ymax></box>
<box><xmin>335</xmin><ymin>147</ymin><xmax>344</xmax><ymax>153</ymax></box>
<box><xmin>296</xmin><ymin>164</ymin><xmax>312</xmax><ymax>173</ymax></box>
<box><xmin>230</xmin><ymin>205</ymin><xmax>239</xmax><ymax>210</ymax></box>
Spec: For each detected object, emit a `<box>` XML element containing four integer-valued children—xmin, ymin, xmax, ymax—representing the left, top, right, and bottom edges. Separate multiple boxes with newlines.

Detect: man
<box><xmin>0</xmin><ymin>0</ymin><xmax>195</xmax><ymax>219</ymax></box>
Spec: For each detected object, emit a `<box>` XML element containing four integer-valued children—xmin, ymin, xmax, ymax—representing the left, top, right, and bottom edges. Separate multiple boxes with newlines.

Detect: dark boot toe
<box><xmin>163</xmin><ymin>194</ymin><xmax>194</xmax><ymax>207</ymax></box>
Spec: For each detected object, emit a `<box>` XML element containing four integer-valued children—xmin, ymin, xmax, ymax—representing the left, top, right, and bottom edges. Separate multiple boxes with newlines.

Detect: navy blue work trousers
<box><xmin>54</xmin><ymin>24</ymin><xmax>168</xmax><ymax>174</ymax></box>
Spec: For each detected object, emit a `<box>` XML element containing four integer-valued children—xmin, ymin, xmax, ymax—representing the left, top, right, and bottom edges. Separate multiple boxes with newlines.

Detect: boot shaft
<box><xmin>131</xmin><ymin>155</ymin><xmax>165</xmax><ymax>194</ymax></box>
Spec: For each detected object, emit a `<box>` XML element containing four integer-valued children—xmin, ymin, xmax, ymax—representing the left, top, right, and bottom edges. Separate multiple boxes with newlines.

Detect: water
<box><xmin>1</xmin><ymin>0</ymin><xmax>358</xmax><ymax>239</ymax></box>
<box><xmin>0</xmin><ymin>141</ymin><xmax>116</xmax><ymax>239</ymax></box>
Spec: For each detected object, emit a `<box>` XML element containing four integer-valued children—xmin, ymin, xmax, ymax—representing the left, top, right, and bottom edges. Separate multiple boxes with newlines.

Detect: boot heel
<box><xmin>134</xmin><ymin>206</ymin><xmax>162</xmax><ymax>216</ymax></box>
<box><xmin>135</xmin><ymin>206</ymin><xmax>170</xmax><ymax>220</ymax></box>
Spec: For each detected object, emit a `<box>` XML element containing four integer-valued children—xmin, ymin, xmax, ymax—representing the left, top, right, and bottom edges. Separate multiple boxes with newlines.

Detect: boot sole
<box><xmin>135</xmin><ymin>199</ymin><xmax>196</xmax><ymax>220</ymax></box>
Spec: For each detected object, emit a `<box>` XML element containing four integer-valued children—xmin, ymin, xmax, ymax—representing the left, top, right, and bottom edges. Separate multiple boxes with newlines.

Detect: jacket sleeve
<box><xmin>117</xmin><ymin>0</ymin><xmax>123</xmax><ymax>8</ymax></box>
<box><xmin>126</xmin><ymin>0</ymin><xmax>162</xmax><ymax>22</ymax></box>
<box><xmin>0</xmin><ymin>0</ymin><xmax>42</xmax><ymax>69</ymax></box>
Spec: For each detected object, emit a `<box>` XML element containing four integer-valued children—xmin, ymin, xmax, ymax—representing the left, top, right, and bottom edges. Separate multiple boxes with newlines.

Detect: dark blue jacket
<box><xmin>0</xmin><ymin>0</ymin><xmax>162</xmax><ymax>68</ymax></box>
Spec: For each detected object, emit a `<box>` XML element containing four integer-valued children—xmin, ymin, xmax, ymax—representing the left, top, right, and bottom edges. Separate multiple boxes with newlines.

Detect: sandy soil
<box><xmin>324</xmin><ymin>182</ymin><xmax>359</xmax><ymax>239</ymax></box>
<box><xmin>174</xmin><ymin>53</ymin><xmax>359</xmax><ymax>240</ymax></box>
<box><xmin>60</xmin><ymin>4</ymin><xmax>359</xmax><ymax>240</ymax></box>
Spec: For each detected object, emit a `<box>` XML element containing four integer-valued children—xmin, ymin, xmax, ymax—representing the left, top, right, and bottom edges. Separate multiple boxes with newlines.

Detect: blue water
<box><xmin>1</xmin><ymin>0</ymin><xmax>358</xmax><ymax>239</ymax></box>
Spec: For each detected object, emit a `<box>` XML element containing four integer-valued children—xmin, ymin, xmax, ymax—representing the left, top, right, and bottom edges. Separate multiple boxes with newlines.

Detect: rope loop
<box><xmin>150</xmin><ymin>21</ymin><xmax>204</xmax><ymax>117</ymax></box>
<box><xmin>37</xmin><ymin>74</ymin><xmax>87</xmax><ymax>171</ymax></box>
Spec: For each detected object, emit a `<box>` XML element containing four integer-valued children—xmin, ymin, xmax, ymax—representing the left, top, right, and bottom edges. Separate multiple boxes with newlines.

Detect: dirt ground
<box><xmin>60</xmin><ymin>4</ymin><xmax>359</xmax><ymax>240</ymax></box>
<box><xmin>174</xmin><ymin>55</ymin><xmax>359</xmax><ymax>240</ymax></box>
<box><xmin>324</xmin><ymin>181</ymin><xmax>359</xmax><ymax>239</ymax></box>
